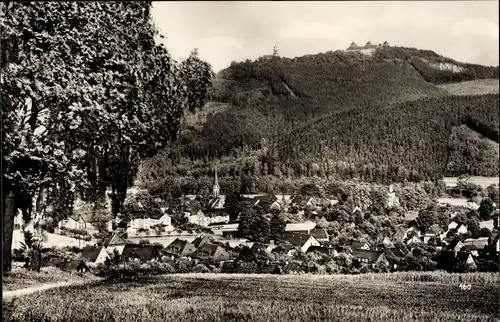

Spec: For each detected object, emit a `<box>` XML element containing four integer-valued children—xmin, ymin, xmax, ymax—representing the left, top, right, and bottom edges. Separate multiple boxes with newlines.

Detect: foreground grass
<box><xmin>4</xmin><ymin>272</ymin><xmax>499</xmax><ymax>322</ymax></box>
<box><xmin>2</xmin><ymin>266</ymin><xmax>100</xmax><ymax>292</ymax></box>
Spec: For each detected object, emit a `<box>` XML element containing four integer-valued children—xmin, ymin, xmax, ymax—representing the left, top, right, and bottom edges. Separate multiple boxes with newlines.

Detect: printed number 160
<box><xmin>459</xmin><ymin>284</ymin><xmax>471</xmax><ymax>290</ymax></box>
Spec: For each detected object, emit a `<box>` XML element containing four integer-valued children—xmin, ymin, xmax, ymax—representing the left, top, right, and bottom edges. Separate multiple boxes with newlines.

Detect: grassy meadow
<box><xmin>2</xmin><ymin>266</ymin><xmax>100</xmax><ymax>292</ymax></box>
<box><xmin>437</xmin><ymin>79</ymin><xmax>500</xmax><ymax>96</ymax></box>
<box><xmin>3</xmin><ymin>272</ymin><xmax>499</xmax><ymax>322</ymax></box>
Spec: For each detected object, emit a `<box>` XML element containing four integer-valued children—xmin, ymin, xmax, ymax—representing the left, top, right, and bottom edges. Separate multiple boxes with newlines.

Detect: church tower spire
<box><xmin>213</xmin><ymin>167</ymin><xmax>220</xmax><ymax>198</ymax></box>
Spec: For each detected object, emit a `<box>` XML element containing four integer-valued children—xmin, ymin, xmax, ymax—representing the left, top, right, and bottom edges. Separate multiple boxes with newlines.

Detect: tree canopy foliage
<box><xmin>1</xmin><ymin>1</ymin><xmax>213</xmax><ymax>273</ymax></box>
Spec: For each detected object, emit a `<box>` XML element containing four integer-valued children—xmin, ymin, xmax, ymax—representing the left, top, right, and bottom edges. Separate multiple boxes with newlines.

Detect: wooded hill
<box><xmin>138</xmin><ymin>46</ymin><xmax>499</xmax><ymax>194</ymax></box>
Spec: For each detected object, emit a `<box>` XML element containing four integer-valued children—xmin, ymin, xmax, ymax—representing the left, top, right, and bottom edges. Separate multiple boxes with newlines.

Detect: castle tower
<box><xmin>387</xmin><ymin>184</ymin><xmax>399</xmax><ymax>208</ymax></box>
<box><xmin>213</xmin><ymin>167</ymin><xmax>220</xmax><ymax>198</ymax></box>
<box><xmin>346</xmin><ymin>41</ymin><xmax>358</xmax><ymax>51</ymax></box>
<box><xmin>272</xmin><ymin>42</ymin><xmax>279</xmax><ymax>57</ymax></box>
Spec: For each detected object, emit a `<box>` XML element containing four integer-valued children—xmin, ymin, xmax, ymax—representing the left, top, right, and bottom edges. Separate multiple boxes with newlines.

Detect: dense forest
<box><xmin>138</xmin><ymin>46</ymin><xmax>499</xmax><ymax>195</ymax></box>
<box><xmin>445</xmin><ymin>125</ymin><xmax>499</xmax><ymax>177</ymax></box>
<box><xmin>276</xmin><ymin>94</ymin><xmax>499</xmax><ymax>183</ymax></box>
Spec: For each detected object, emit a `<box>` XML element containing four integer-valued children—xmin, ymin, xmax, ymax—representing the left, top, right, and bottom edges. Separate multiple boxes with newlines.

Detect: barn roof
<box><xmin>351</xmin><ymin>249</ymin><xmax>382</xmax><ymax>262</ymax></box>
<box><xmin>285</xmin><ymin>222</ymin><xmax>316</xmax><ymax>232</ymax></box>
<box><xmin>254</xmin><ymin>194</ymin><xmax>278</xmax><ymax>204</ymax></box>
<box><xmin>447</xmin><ymin>239</ymin><xmax>463</xmax><ymax>250</ymax></box>
<box><xmin>208</xmin><ymin>196</ymin><xmax>225</xmax><ymax>209</ymax></box>
<box><xmin>283</xmin><ymin>232</ymin><xmax>316</xmax><ymax>247</ymax></box>
<box><xmin>306</xmin><ymin>245</ymin><xmax>338</xmax><ymax>255</ymax></box>
<box><xmin>463</xmin><ymin>237</ymin><xmax>489</xmax><ymax>249</ymax></box>
<box><xmin>190</xmin><ymin>242</ymin><xmax>230</xmax><ymax>260</ymax></box>
<box><xmin>102</xmin><ymin>233</ymin><xmax>127</xmax><ymax>247</ymax></box>
<box><xmin>164</xmin><ymin>239</ymin><xmax>197</xmax><ymax>256</ymax></box>
<box><xmin>311</xmin><ymin>228</ymin><xmax>329</xmax><ymax>240</ymax></box>
<box><xmin>290</xmin><ymin>195</ymin><xmax>315</xmax><ymax>205</ymax></box>
<box><xmin>479</xmin><ymin>220</ymin><xmax>494</xmax><ymax>231</ymax></box>
<box><xmin>490</xmin><ymin>231</ymin><xmax>499</xmax><ymax>244</ymax></box>
<box><xmin>425</xmin><ymin>224</ymin><xmax>444</xmax><ymax>235</ymax></box>
<box><xmin>80</xmin><ymin>246</ymin><xmax>105</xmax><ymax>262</ymax></box>
<box><xmin>404</xmin><ymin>211</ymin><xmax>419</xmax><ymax>221</ymax></box>
<box><xmin>61</xmin><ymin>259</ymin><xmax>88</xmax><ymax>271</ymax></box>
<box><xmin>456</xmin><ymin>251</ymin><xmax>474</xmax><ymax>265</ymax></box>
<box><xmin>121</xmin><ymin>244</ymin><xmax>161</xmax><ymax>261</ymax></box>
<box><xmin>350</xmin><ymin>240</ymin><xmax>369</xmax><ymax>250</ymax></box>
<box><xmin>196</xmin><ymin>243</ymin><xmax>220</xmax><ymax>257</ymax></box>
<box><xmin>204</xmin><ymin>209</ymin><xmax>228</xmax><ymax>217</ymax></box>
<box><xmin>392</xmin><ymin>226</ymin><xmax>407</xmax><ymax>239</ymax></box>
<box><xmin>438</xmin><ymin>250</ymin><xmax>475</xmax><ymax>269</ymax></box>
<box><xmin>192</xmin><ymin>236</ymin><xmax>212</xmax><ymax>248</ymax></box>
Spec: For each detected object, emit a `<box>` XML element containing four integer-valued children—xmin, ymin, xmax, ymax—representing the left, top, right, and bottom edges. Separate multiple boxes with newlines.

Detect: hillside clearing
<box><xmin>3</xmin><ymin>273</ymin><xmax>499</xmax><ymax>322</ymax></box>
<box><xmin>442</xmin><ymin>176</ymin><xmax>499</xmax><ymax>189</ymax></box>
<box><xmin>11</xmin><ymin>230</ymin><xmax>91</xmax><ymax>251</ymax></box>
<box><xmin>437</xmin><ymin>79</ymin><xmax>499</xmax><ymax>96</ymax></box>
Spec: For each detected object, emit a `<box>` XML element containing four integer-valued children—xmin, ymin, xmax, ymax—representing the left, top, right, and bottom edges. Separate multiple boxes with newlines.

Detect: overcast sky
<box><xmin>151</xmin><ymin>1</ymin><xmax>499</xmax><ymax>72</ymax></box>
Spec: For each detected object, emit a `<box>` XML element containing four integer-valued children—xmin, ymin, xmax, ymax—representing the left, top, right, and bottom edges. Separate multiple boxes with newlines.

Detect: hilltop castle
<box><xmin>346</xmin><ymin>41</ymin><xmax>390</xmax><ymax>55</ymax></box>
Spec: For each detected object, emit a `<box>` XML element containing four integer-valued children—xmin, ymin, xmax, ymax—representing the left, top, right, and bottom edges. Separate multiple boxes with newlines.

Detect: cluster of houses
<box><xmin>16</xmin><ymin>170</ymin><xmax>500</xmax><ymax>273</ymax></box>
<box><xmin>77</xmin><ymin>233</ymin><xmax>163</xmax><ymax>265</ymax></box>
<box><xmin>50</xmin><ymin>210</ymin><xmax>500</xmax><ymax>274</ymax></box>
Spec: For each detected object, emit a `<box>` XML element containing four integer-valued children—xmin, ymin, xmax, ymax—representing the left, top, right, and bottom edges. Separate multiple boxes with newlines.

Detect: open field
<box><xmin>2</xmin><ymin>266</ymin><xmax>100</xmax><ymax>292</ymax></box>
<box><xmin>11</xmin><ymin>230</ymin><xmax>91</xmax><ymax>251</ymax></box>
<box><xmin>3</xmin><ymin>272</ymin><xmax>499</xmax><ymax>322</ymax></box>
<box><xmin>437</xmin><ymin>79</ymin><xmax>499</xmax><ymax>96</ymax></box>
<box><xmin>443</xmin><ymin>176</ymin><xmax>499</xmax><ymax>189</ymax></box>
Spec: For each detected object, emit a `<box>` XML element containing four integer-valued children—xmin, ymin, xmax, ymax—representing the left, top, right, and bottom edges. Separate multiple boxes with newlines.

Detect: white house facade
<box><xmin>301</xmin><ymin>236</ymin><xmax>321</xmax><ymax>253</ymax></box>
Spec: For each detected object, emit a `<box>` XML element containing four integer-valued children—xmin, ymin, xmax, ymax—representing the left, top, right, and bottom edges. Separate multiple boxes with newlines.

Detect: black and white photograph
<box><xmin>1</xmin><ymin>1</ymin><xmax>499</xmax><ymax>321</ymax></box>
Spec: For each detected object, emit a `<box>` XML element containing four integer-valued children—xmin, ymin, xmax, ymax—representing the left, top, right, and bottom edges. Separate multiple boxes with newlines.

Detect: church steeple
<box><xmin>213</xmin><ymin>167</ymin><xmax>220</xmax><ymax>198</ymax></box>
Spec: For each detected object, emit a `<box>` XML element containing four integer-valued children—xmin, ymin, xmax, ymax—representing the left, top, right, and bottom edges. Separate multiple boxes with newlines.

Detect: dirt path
<box><xmin>3</xmin><ymin>280</ymin><xmax>92</xmax><ymax>299</ymax></box>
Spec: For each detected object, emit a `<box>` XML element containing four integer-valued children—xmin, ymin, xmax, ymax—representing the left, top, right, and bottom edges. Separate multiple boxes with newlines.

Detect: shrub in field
<box><xmin>454</xmin><ymin>262</ymin><xmax>477</xmax><ymax>273</ymax></box>
<box><xmin>147</xmin><ymin>261</ymin><xmax>175</xmax><ymax>275</ymax></box>
<box><xmin>193</xmin><ymin>263</ymin><xmax>211</xmax><ymax>273</ymax></box>
<box><xmin>475</xmin><ymin>258</ymin><xmax>500</xmax><ymax>272</ymax></box>
<box><xmin>11</xmin><ymin>249</ymin><xmax>24</xmax><ymax>262</ymax></box>
<box><xmin>325</xmin><ymin>261</ymin><xmax>342</xmax><ymax>274</ymax></box>
<box><xmin>95</xmin><ymin>260</ymin><xmax>175</xmax><ymax>279</ymax></box>
<box><xmin>173</xmin><ymin>259</ymin><xmax>197</xmax><ymax>273</ymax></box>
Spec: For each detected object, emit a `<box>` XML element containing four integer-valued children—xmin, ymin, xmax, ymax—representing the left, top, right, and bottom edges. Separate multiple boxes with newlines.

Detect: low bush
<box><xmin>95</xmin><ymin>261</ymin><xmax>175</xmax><ymax>279</ymax></box>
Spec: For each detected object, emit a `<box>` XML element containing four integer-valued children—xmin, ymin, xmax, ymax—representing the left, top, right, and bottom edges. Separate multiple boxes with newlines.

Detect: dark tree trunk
<box><xmin>3</xmin><ymin>191</ymin><xmax>16</xmax><ymax>275</ymax></box>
